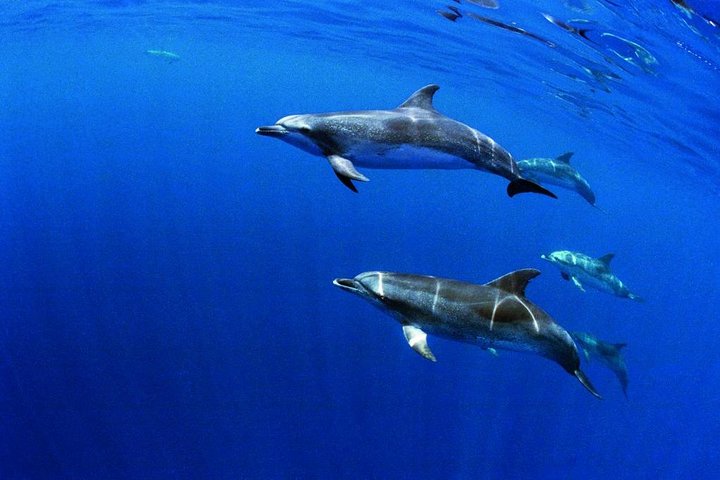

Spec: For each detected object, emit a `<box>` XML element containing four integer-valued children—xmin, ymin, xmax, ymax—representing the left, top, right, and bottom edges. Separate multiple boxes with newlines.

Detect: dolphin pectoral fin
<box><xmin>561</xmin><ymin>272</ymin><xmax>570</xmax><ymax>281</ymax></box>
<box><xmin>327</xmin><ymin>155</ymin><xmax>369</xmax><ymax>192</ymax></box>
<box><xmin>486</xmin><ymin>347</ymin><xmax>499</xmax><ymax>357</ymax></box>
<box><xmin>507</xmin><ymin>179</ymin><xmax>557</xmax><ymax>199</ymax></box>
<box><xmin>574</xmin><ymin>369</ymin><xmax>602</xmax><ymax>399</ymax></box>
<box><xmin>402</xmin><ymin>325</ymin><xmax>437</xmax><ymax>362</ymax></box>
<box><xmin>571</xmin><ymin>276</ymin><xmax>586</xmax><ymax>292</ymax></box>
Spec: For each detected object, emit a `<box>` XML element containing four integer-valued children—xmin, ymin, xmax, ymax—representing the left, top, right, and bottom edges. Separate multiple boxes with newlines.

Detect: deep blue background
<box><xmin>1</xmin><ymin>1</ymin><xmax>719</xmax><ymax>478</ymax></box>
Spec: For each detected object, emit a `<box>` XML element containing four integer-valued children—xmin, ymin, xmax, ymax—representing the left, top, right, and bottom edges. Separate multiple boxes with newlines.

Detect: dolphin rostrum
<box><xmin>256</xmin><ymin>84</ymin><xmax>556</xmax><ymax>197</ymax></box>
<box><xmin>541</xmin><ymin>250</ymin><xmax>643</xmax><ymax>301</ymax></box>
<box><xmin>333</xmin><ymin>269</ymin><xmax>601</xmax><ymax>398</ymax></box>
<box><xmin>571</xmin><ymin>332</ymin><xmax>628</xmax><ymax>397</ymax></box>
<box><xmin>517</xmin><ymin>152</ymin><xmax>597</xmax><ymax>205</ymax></box>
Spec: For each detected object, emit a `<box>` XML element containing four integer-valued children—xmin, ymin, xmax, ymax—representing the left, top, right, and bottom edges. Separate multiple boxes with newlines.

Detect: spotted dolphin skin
<box><xmin>256</xmin><ymin>84</ymin><xmax>556</xmax><ymax>197</ymax></box>
<box><xmin>541</xmin><ymin>250</ymin><xmax>643</xmax><ymax>301</ymax></box>
<box><xmin>517</xmin><ymin>152</ymin><xmax>596</xmax><ymax>205</ymax></box>
<box><xmin>571</xmin><ymin>332</ymin><xmax>628</xmax><ymax>398</ymax></box>
<box><xmin>333</xmin><ymin>269</ymin><xmax>601</xmax><ymax>398</ymax></box>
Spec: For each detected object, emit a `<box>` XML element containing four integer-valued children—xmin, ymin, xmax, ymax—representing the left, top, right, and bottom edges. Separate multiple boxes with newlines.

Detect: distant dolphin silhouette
<box><xmin>333</xmin><ymin>269</ymin><xmax>601</xmax><ymax>398</ymax></box>
<box><xmin>256</xmin><ymin>84</ymin><xmax>556</xmax><ymax>197</ymax></box>
<box><xmin>541</xmin><ymin>250</ymin><xmax>643</xmax><ymax>301</ymax></box>
<box><xmin>145</xmin><ymin>49</ymin><xmax>180</xmax><ymax>62</ymax></box>
<box><xmin>571</xmin><ymin>332</ymin><xmax>629</xmax><ymax>397</ymax></box>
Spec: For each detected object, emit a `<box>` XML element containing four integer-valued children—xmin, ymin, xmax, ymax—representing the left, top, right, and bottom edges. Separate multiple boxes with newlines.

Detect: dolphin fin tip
<box><xmin>574</xmin><ymin>369</ymin><xmax>602</xmax><ymax>399</ymax></box>
<box><xmin>507</xmin><ymin>179</ymin><xmax>557</xmax><ymax>199</ymax></box>
<box><xmin>334</xmin><ymin>172</ymin><xmax>359</xmax><ymax>192</ymax></box>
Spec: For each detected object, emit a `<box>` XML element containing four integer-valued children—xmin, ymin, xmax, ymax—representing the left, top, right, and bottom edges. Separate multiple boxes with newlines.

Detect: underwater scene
<box><xmin>1</xmin><ymin>0</ymin><xmax>719</xmax><ymax>478</ymax></box>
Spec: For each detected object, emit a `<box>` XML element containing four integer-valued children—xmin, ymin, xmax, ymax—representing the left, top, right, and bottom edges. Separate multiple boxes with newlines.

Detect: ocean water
<box><xmin>1</xmin><ymin>0</ymin><xmax>719</xmax><ymax>478</ymax></box>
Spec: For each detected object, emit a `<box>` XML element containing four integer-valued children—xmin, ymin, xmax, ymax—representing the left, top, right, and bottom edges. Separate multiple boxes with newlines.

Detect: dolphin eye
<box><xmin>299</xmin><ymin>126</ymin><xmax>310</xmax><ymax>133</ymax></box>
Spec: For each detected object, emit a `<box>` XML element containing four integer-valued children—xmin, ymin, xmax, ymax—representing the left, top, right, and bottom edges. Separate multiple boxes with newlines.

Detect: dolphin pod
<box><xmin>256</xmin><ymin>83</ymin><xmax>638</xmax><ymax>399</ymax></box>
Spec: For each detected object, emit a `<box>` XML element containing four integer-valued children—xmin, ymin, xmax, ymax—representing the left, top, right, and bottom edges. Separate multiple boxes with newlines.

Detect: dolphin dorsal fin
<box><xmin>398</xmin><ymin>84</ymin><xmax>440</xmax><ymax>110</ymax></box>
<box><xmin>556</xmin><ymin>152</ymin><xmax>574</xmax><ymax>163</ymax></box>
<box><xmin>484</xmin><ymin>269</ymin><xmax>541</xmax><ymax>297</ymax></box>
<box><xmin>598</xmin><ymin>253</ymin><xmax>614</xmax><ymax>267</ymax></box>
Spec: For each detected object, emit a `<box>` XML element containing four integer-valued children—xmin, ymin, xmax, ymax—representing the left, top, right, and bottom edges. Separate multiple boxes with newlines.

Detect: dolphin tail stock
<box><xmin>574</xmin><ymin>369</ymin><xmax>602</xmax><ymax>399</ymax></box>
<box><xmin>507</xmin><ymin>178</ymin><xmax>557</xmax><ymax>199</ymax></box>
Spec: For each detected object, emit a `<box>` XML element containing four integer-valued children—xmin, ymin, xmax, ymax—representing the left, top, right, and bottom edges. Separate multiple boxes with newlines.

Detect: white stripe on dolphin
<box><xmin>256</xmin><ymin>85</ymin><xmax>556</xmax><ymax>197</ymax></box>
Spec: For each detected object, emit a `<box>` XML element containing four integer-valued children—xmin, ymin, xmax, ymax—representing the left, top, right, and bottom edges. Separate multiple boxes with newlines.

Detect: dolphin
<box><xmin>145</xmin><ymin>49</ymin><xmax>180</xmax><ymax>62</ymax></box>
<box><xmin>256</xmin><ymin>84</ymin><xmax>556</xmax><ymax>197</ymax></box>
<box><xmin>516</xmin><ymin>152</ymin><xmax>597</xmax><ymax>205</ymax></box>
<box><xmin>571</xmin><ymin>332</ymin><xmax>628</xmax><ymax>397</ymax></box>
<box><xmin>541</xmin><ymin>250</ymin><xmax>643</xmax><ymax>301</ymax></box>
<box><xmin>333</xmin><ymin>269</ymin><xmax>601</xmax><ymax>398</ymax></box>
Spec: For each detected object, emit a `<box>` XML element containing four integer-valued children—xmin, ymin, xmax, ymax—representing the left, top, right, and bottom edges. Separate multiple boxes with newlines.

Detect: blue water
<box><xmin>1</xmin><ymin>0</ymin><xmax>719</xmax><ymax>478</ymax></box>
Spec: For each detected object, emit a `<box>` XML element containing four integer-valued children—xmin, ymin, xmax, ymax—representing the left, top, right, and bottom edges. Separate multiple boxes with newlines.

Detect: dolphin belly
<box><xmin>347</xmin><ymin>144</ymin><xmax>474</xmax><ymax>170</ymax></box>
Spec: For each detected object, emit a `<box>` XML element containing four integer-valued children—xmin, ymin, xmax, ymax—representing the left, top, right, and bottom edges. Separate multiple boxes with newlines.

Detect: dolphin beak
<box><xmin>333</xmin><ymin>278</ymin><xmax>362</xmax><ymax>294</ymax></box>
<box><xmin>255</xmin><ymin>125</ymin><xmax>288</xmax><ymax>137</ymax></box>
<box><xmin>540</xmin><ymin>254</ymin><xmax>548</xmax><ymax>261</ymax></box>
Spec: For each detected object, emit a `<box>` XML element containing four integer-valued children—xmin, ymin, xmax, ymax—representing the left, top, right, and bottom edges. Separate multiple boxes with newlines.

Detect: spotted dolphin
<box><xmin>517</xmin><ymin>152</ymin><xmax>596</xmax><ymax>205</ymax></box>
<box><xmin>541</xmin><ymin>250</ymin><xmax>643</xmax><ymax>301</ymax></box>
<box><xmin>333</xmin><ymin>269</ymin><xmax>601</xmax><ymax>398</ymax></box>
<box><xmin>571</xmin><ymin>332</ymin><xmax>628</xmax><ymax>398</ymax></box>
<box><xmin>256</xmin><ymin>84</ymin><xmax>556</xmax><ymax>197</ymax></box>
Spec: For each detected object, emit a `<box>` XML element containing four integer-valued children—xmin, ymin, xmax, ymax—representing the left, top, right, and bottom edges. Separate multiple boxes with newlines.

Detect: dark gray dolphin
<box><xmin>571</xmin><ymin>331</ymin><xmax>628</xmax><ymax>398</ymax></box>
<box><xmin>333</xmin><ymin>269</ymin><xmax>601</xmax><ymax>398</ymax></box>
<box><xmin>256</xmin><ymin>84</ymin><xmax>556</xmax><ymax>197</ymax></box>
<box><xmin>517</xmin><ymin>152</ymin><xmax>597</xmax><ymax>205</ymax></box>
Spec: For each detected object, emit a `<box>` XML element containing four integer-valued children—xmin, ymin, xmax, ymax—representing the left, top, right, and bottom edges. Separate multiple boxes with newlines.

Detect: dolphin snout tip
<box><xmin>333</xmin><ymin>278</ymin><xmax>360</xmax><ymax>292</ymax></box>
<box><xmin>255</xmin><ymin>125</ymin><xmax>287</xmax><ymax>137</ymax></box>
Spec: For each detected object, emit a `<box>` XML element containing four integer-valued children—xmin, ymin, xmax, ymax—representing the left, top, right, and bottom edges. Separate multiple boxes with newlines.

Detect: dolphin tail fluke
<box><xmin>507</xmin><ymin>179</ymin><xmax>557</xmax><ymax>199</ymax></box>
<box><xmin>628</xmin><ymin>293</ymin><xmax>644</xmax><ymax>302</ymax></box>
<box><xmin>574</xmin><ymin>369</ymin><xmax>602</xmax><ymax>399</ymax></box>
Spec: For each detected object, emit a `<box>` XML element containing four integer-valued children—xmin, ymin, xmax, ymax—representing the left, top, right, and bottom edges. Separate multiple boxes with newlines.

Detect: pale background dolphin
<box><xmin>542</xmin><ymin>250</ymin><xmax>643</xmax><ymax>301</ymax></box>
<box><xmin>517</xmin><ymin>152</ymin><xmax>597</xmax><ymax>205</ymax></box>
<box><xmin>571</xmin><ymin>332</ymin><xmax>629</xmax><ymax>398</ymax></box>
